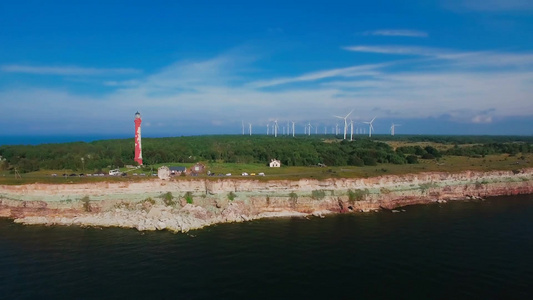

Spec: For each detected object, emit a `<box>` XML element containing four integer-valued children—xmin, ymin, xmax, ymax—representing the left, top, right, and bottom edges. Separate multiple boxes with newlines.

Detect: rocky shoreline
<box><xmin>1</xmin><ymin>168</ymin><xmax>532</xmax><ymax>232</ymax></box>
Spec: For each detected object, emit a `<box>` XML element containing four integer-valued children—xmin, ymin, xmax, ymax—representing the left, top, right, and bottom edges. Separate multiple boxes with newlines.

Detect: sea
<box><xmin>0</xmin><ymin>194</ymin><xmax>532</xmax><ymax>299</ymax></box>
<box><xmin>0</xmin><ymin>135</ymin><xmax>129</xmax><ymax>146</ymax></box>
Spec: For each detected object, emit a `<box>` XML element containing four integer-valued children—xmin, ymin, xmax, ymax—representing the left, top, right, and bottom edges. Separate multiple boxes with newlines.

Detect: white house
<box><xmin>269</xmin><ymin>159</ymin><xmax>281</xmax><ymax>168</ymax></box>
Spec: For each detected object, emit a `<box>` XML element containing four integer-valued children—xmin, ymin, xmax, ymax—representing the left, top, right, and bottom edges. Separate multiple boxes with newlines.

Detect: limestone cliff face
<box><xmin>0</xmin><ymin>168</ymin><xmax>532</xmax><ymax>232</ymax></box>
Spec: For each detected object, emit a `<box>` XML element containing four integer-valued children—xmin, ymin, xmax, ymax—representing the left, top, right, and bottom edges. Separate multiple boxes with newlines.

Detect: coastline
<box><xmin>1</xmin><ymin>168</ymin><xmax>532</xmax><ymax>232</ymax></box>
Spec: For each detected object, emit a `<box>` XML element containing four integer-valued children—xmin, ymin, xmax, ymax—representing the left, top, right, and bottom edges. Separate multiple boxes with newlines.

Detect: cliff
<box><xmin>1</xmin><ymin>168</ymin><xmax>532</xmax><ymax>232</ymax></box>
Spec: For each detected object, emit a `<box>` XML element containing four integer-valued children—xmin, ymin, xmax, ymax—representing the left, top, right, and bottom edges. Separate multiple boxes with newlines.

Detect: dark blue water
<box><xmin>0</xmin><ymin>135</ymin><xmax>128</xmax><ymax>146</ymax></box>
<box><xmin>1</xmin><ymin>195</ymin><xmax>532</xmax><ymax>299</ymax></box>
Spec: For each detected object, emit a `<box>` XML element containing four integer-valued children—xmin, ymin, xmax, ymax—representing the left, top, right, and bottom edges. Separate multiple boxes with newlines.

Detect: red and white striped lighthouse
<box><xmin>134</xmin><ymin>111</ymin><xmax>143</xmax><ymax>166</ymax></box>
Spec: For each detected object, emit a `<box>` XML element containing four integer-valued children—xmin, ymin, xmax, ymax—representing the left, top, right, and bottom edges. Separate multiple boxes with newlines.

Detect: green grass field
<box><xmin>1</xmin><ymin>154</ymin><xmax>531</xmax><ymax>185</ymax></box>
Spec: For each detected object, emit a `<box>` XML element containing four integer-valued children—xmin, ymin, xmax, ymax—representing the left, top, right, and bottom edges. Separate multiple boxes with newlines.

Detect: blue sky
<box><xmin>0</xmin><ymin>0</ymin><xmax>532</xmax><ymax>140</ymax></box>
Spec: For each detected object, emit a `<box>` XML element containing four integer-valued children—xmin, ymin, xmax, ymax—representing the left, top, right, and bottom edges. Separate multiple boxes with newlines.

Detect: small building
<box><xmin>169</xmin><ymin>166</ymin><xmax>187</xmax><ymax>176</ymax></box>
<box><xmin>157</xmin><ymin>166</ymin><xmax>170</xmax><ymax>180</ymax></box>
<box><xmin>269</xmin><ymin>159</ymin><xmax>281</xmax><ymax>168</ymax></box>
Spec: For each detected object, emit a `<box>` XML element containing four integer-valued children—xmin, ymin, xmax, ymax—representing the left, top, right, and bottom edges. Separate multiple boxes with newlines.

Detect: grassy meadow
<box><xmin>1</xmin><ymin>153</ymin><xmax>531</xmax><ymax>185</ymax></box>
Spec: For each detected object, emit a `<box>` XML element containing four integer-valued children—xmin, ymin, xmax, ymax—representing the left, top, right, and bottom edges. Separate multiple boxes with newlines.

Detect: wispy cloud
<box><xmin>103</xmin><ymin>80</ymin><xmax>142</xmax><ymax>87</ymax></box>
<box><xmin>248</xmin><ymin>63</ymin><xmax>389</xmax><ymax>88</ymax></box>
<box><xmin>343</xmin><ymin>45</ymin><xmax>533</xmax><ymax>67</ymax></box>
<box><xmin>1</xmin><ymin>45</ymin><xmax>532</xmax><ymax>135</ymax></box>
<box><xmin>343</xmin><ymin>45</ymin><xmax>457</xmax><ymax>58</ymax></box>
<box><xmin>0</xmin><ymin>65</ymin><xmax>141</xmax><ymax>76</ymax></box>
<box><xmin>362</xmin><ymin>29</ymin><xmax>428</xmax><ymax>38</ymax></box>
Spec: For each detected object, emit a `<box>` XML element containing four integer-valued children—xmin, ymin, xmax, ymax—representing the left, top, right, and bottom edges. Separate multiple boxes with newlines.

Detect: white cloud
<box><xmin>343</xmin><ymin>45</ymin><xmax>460</xmax><ymax>58</ymax></box>
<box><xmin>472</xmin><ymin>115</ymin><xmax>493</xmax><ymax>123</ymax></box>
<box><xmin>0</xmin><ymin>65</ymin><xmax>141</xmax><ymax>76</ymax></box>
<box><xmin>1</xmin><ymin>45</ymin><xmax>532</xmax><ymax>135</ymax></box>
<box><xmin>363</xmin><ymin>29</ymin><xmax>428</xmax><ymax>38</ymax></box>
<box><xmin>248</xmin><ymin>63</ymin><xmax>388</xmax><ymax>88</ymax></box>
<box><xmin>343</xmin><ymin>45</ymin><xmax>533</xmax><ymax>67</ymax></box>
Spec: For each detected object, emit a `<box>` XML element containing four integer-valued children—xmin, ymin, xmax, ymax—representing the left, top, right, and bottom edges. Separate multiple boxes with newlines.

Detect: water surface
<box><xmin>1</xmin><ymin>195</ymin><xmax>532</xmax><ymax>299</ymax></box>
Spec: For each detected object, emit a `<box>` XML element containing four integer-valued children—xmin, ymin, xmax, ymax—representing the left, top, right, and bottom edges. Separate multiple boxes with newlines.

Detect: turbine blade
<box><xmin>346</xmin><ymin>109</ymin><xmax>354</xmax><ymax>118</ymax></box>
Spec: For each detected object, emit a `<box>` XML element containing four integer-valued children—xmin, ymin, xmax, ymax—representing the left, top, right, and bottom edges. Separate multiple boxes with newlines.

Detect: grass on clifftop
<box><xmin>0</xmin><ymin>154</ymin><xmax>531</xmax><ymax>185</ymax></box>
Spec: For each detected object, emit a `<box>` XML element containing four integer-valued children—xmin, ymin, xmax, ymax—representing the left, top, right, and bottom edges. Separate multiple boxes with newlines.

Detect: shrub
<box><xmin>389</xmin><ymin>154</ymin><xmax>406</xmax><ymax>165</ymax></box>
<box><xmin>419</xmin><ymin>182</ymin><xmax>437</xmax><ymax>193</ymax></box>
<box><xmin>228</xmin><ymin>191</ymin><xmax>236</xmax><ymax>201</ymax></box>
<box><xmin>380</xmin><ymin>187</ymin><xmax>391</xmax><ymax>194</ymax></box>
<box><xmin>184</xmin><ymin>192</ymin><xmax>193</xmax><ymax>204</ymax></box>
<box><xmin>311</xmin><ymin>190</ymin><xmax>326</xmax><ymax>200</ymax></box>
<box><xmin>81</xmin><ymin>196</ymin><xmax>91</xmax><ymax>212</ymax></box>
<box><xmin>424</xmin><ymin>146</ymin><xmax>442</xmax><ymax>158</ymax></box>
<box><xmin>289</xmin><ymin>192</ymin><xmax>298</xmax><ymax>205</ymax></box>
<box><xmin>348</xmin><ymin>155</ymin><xmax>365</xmax><ymax>166</ymax></box>
<box><xmin>143</xmin><ymin>197</ymin><xmax>156</xmax><ymax>205</ymax></box>
<box><xmin>421</xmin><ymin>153</ymin><xmax>435</xmax><ymax>159</ymax></box>
<box><xmin>348</xmin><ymin>189</ymin><xmax>368</xmax><ymax>204</ymax></box>
<box><xmin>363</xmin><ymin>157</ymin><xmax>377</xmax><ymax>166</ymax></box>
<box><xmin>406</xmin><ymin>155</ymin><xmax>418</xmax><ymax>164</ymax></box>
<box><xmin>162</xmin><ymin>192</ymin><xmax>176</xmax><ymax>206</ymax></box>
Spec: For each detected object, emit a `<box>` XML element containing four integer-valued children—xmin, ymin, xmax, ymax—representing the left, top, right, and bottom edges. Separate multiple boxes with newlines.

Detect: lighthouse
<box><xmin>134</xmin><ymin>111</ymin><xmax>143</xmax><ymax>165</ymax></box>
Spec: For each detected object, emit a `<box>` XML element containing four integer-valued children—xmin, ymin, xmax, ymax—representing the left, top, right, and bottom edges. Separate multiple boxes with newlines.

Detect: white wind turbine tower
<box><xmin>334</xmin><ymin>109</ymin><xmax>354</xmax><ymax>140</ymax></box>
<box><xmin>364</xmin><ymin>117</ymin><xmax>376</xmax><ymax>138</ymax></box>
<box><xmin>390</xmin><ymin>123</ymin><xmax>401</xmax><ymax>136</ymax></box>
<box><xmin>248</xmin><ymin>123</ymin><xmax>252</xmax><ymax>136</ymax></box>
<box><xmin>241</xmin><ymin>120</ymin><xmax>245</xmax><ymax>135</ymax></box>
<box><xmin>335</xmin><ymin>124</ymin><xmax>339</xmax><ymax>135</ymax></box>
<box><xmin>350</xmin><ymin>119</ymin><xmax>354</xmax><ymax>141</ymax></box>
<box><xmin>287</xmin><ymin>121</ymin><xmax>290</xmax><ymax>136</ymax></box>
<box><xmin>291</xmin><ymin>121</ymin><xmax>295</xmax><ymax>137</ymax></box>
<box><xmin>307</xmin><ymin>122</ymin><xmax>312</xmax><ymax>136</ymax></box>
<box><xmin>267</xmin><ymin>123</ymin><xmax>270</xmax><ymax>135</ymax></box>
<box><xmin>274</xmin><ymin>120</ymin><xmax>278</xmax><ymax>137</ymax></box>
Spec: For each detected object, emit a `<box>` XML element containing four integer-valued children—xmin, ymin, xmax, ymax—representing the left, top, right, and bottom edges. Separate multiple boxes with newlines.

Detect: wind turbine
<box><xmin>241</xmin><ymin>120</ymin><xmax>245</xmax><ymax>135</ymax></box>
<box><xmin>390</xmin><ymin>123</ymin><xmax>401</xmax><ymax>136</ymax></box>
<box><xmin>274</xmin><ymin>120</ymin><xmax>278</xmax><ymax>137</ymax></box>
<box><xmin>291</xmin><ymin>121</ymin><xmax>295</xmax><ymax>137</ymax></box>
<box><xmin>334</xmin><ymin>109</ymin><xmax>354</xmax><ymax>140</ymax></box>
<box><xmin>335</xmin><ymin>123</ymin><xmax>339</xmax><ymax>136</ymax></box>
<box><xmin>267</xmin><ymin>123</ymin><xmax>270</xmax><ymax>135</ymax></box>
<box><xmin>364</xmin><ymin>117</ymin><xmax>376</xmax><ymax>138</ymax></box>
<box><xmin>307</xmin><ymin>122</ymin><xmax>312</xmax><ymax>136</ymax></box>
<box><xmin>350</xmin><ymin>120</ymin><xmax>354</xmax><ymax>141</ymax></box>
<box><xmin>248</xmin><ymin>123</ymin><xmax>252</xmax><ymax>136</ymax></box>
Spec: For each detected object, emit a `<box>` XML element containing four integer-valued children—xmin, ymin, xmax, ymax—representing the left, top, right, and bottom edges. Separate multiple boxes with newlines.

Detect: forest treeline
<box><xmin>0</xmin><ymin>135</ymin><xmax>531</xmax><ymax>173</ymax></box>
